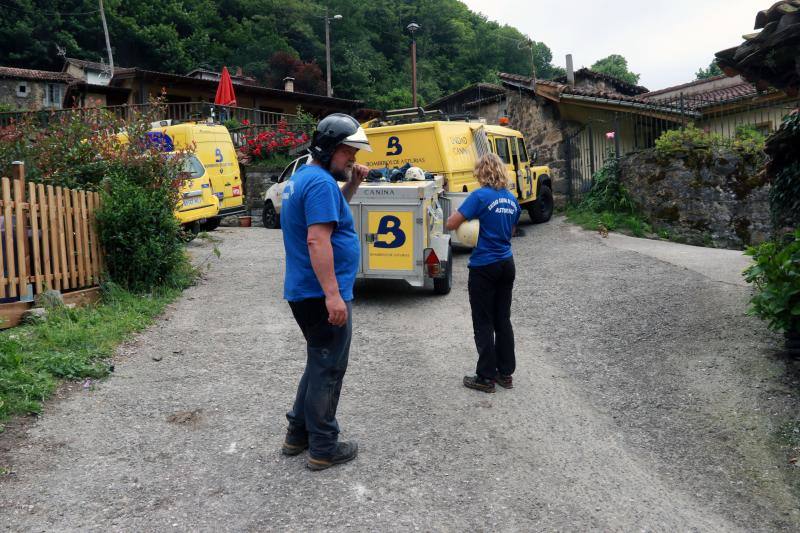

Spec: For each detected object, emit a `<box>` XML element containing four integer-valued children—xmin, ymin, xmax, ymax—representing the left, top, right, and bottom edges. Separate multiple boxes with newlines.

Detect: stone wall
<box><xmin>620</xmin><ymin>149</ymin><xmax>771</xmax><ymax>249</ymax></box>
<box><xmin>0</xmin><ymin>80</ymin><xmax>47</xmax><ymax>110</ymax></box>
<box><xmin>243</xmin><ymin>164</ymin><xmax>284</xmax><ymax>211</ymax></box>
<box><xmin>505</xmin><ymin>92</ymin><xmax>578</xmax><ymax>206</ymax></box>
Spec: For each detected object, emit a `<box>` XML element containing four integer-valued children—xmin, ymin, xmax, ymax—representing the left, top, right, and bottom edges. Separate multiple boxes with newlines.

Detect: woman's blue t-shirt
<box><xmin>458</xmin><ymin>186</ymin><xmax>521</xmax><ymax>267</ymax></box>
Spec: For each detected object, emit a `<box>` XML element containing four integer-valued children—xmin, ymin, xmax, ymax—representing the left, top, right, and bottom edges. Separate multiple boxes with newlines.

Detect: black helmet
<box><xmin>309</xmin><ymin>113</ymin><xmax>372</xmax><ymax>166</ymax></box>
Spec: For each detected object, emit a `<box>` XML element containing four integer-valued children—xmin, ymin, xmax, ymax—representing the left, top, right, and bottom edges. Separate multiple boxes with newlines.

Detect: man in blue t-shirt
<box><xmin>446</xmin><ymin>153</ymin><xmax>521</xmax><ymax>394</ymax></box>
<box><xmin>279</xmin><ymin>114</ymin><xmax>371</xmax><ymax>471</ymax></box>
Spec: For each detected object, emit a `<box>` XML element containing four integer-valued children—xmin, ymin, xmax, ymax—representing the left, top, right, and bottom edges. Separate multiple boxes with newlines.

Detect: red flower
<box><xmin>242</xmin><ymin>119</ymin><xmax>250</xmax><ymax>126</ymax></box>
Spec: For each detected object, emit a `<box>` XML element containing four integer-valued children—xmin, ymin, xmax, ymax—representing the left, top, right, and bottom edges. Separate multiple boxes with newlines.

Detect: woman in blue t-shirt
<box><xmin>446</xmin><ymin>153</ymin><xmax>521</xmax><ymax>393</ymax></box>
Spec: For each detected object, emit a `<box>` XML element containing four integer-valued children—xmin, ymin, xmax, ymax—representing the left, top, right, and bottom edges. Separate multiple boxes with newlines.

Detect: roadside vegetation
<box><xmin>0</xmin><ymin>100</ymin><xmax>197</xmax><ymax>426</ymax></box>
<box><xmin>565</xmin><ymin>153</ymin><xmax>653</xmax><ymax>238</ymax></box>
<box><xmin>743</xmin><ymin>111</ymin><xmax>800</xmax><ymax>346</ymax></box>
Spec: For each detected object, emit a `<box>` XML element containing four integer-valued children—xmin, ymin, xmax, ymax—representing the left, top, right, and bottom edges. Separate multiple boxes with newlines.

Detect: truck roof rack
<box><xmin>377</xmin><ymin>107</ymin><xmax>476</xmax><ymax>125</ymax></box>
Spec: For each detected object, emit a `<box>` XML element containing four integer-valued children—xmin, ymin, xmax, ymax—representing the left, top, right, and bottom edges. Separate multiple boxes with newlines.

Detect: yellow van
<box><xmin>148</xmin><ymin>121</ymin><xmax>246</xmax><ymax>231</ymax></box>
<box><xmin>357</xmin><ymin>120</ymin><xmax>553</xmax><ymax>223</ymax></box>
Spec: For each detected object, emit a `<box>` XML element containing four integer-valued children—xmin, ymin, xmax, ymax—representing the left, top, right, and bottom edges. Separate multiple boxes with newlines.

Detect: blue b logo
<box><xmin>386</xmin><ymin>136</ymin><xmax>403</xmax><ymax>156</ymax></box>
<box><xmin>215</xmin><ymin>148</ymin><xmax>224</xmax><ymax>162</ymax></box>
<box><xmin>375</xmin><ymin>215</ymin><xmax>406</xmax><ymax>249</ymax></box>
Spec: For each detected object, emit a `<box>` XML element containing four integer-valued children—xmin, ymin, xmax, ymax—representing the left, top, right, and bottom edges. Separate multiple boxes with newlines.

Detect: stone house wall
<box><xmin>0</xmin><ymin>79</ymin><xmax>48</xmax><ymax>110</ymax></box>
<box><xmin>505</xmin><ymin>91</ymin><xmax>578</xmax><ymax>205</ymax></box>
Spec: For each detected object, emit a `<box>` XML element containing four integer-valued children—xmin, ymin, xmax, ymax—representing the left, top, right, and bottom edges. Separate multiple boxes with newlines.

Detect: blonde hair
<box><xmin>474</xmin><ymin>153</ymin><xmax>508</xmax><ymax>190</ymax></box>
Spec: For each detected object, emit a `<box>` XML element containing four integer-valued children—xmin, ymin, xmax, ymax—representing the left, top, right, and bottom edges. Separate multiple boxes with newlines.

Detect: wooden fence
<box><xmin>1</xmin><ymin>162</ymin><xmax>103</xmax><ymax>304</ymax></box>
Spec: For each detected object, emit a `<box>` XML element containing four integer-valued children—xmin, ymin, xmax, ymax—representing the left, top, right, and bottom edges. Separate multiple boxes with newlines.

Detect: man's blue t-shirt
<box><xmin>458</xmin><ymin>186</ymin><xmax>521</xmax><ymax>267</ymax></box>
<box><xmin>281</xmin><ymin>164</ymin><xmax>360</xmax><ymax>302</ymax></box>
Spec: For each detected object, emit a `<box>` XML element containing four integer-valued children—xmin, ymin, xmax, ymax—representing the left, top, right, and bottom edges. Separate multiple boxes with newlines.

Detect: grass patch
<box><xmin>566</xmin><ymin>205</ymin><xmax>653</xmax><ymax>238</ymax></box>
<box><xmin>0</xmin><ymin>260</ymin><xmax>195</xmax><ymax>425</ymax></box>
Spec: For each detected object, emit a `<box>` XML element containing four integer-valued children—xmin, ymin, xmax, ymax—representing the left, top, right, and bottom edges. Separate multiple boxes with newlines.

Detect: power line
<box><xmin>0</xmin><ymin>1</ymin><xmax>100</xmax><ymax>16</ymax></box>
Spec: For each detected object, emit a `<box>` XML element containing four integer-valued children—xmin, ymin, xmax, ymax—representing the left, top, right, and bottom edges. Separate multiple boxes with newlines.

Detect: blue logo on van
<box><xmin>215</xmin><ymin>148</ymin><xmax>223</xmax><ymax>162</ymax></box>
<box><xmin>145</xmin><ymin>132</ymin><xmax>174</xmax><ymax>152</ymax></box>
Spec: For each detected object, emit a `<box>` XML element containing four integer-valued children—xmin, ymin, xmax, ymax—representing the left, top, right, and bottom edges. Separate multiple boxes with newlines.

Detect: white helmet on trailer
<box><xmin>405</xmin><ymin>166</ymin><xmax>426</xmax><ymax>181</ymax></box>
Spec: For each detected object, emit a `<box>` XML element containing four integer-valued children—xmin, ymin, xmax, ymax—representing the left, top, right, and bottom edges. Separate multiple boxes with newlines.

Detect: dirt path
<box><xmin>1</xmin><ymin>218</ymin><xmax>798</xmax><ymax>531</ymax></box>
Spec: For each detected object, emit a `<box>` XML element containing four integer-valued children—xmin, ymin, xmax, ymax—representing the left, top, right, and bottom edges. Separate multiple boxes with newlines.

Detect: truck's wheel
<box><xmin>200</xmin><ymin>217</ymin><xmax>221</xmax><ymax>231</ymax></box>
<box><xmin>262</xmin><ymin>201</ymin><xmax>280</xmax><ymax>229</ymax></box>
<box><xmin>433</xmin><ymin>246</ymin><xmax>453</xmax><ymax>295</ymax></box>
<box><xmin>527</xmin><ymin>184</ymin><xmax>553</xmax><ymax>223</ymax></box>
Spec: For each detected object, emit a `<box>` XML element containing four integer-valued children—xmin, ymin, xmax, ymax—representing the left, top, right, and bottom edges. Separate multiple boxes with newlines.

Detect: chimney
<box><xmin>235</xmin><ymin>66</ymin><xmax>243</xmax><ymax>77</ymax></box>
<box><xmin>566</xmin><ymin>54</ymin><xmax>575</xmax><ymax>86</ymax></box>
<box><xmin>283</xmin><ymin>76</ymin><xmax>295</xmax><ymax>92</ymax></box>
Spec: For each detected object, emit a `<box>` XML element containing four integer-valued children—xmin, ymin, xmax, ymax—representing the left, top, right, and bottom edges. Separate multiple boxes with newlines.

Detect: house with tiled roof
<box><xmin>0</xmin><ymin>59</ymin><xmax>363</xmax><ymax>120</ymax></box>
<box><xmin>0</xmin><ymin>67</ymin><xmax>76</xmax><ymax>110</ymax></box>
<box><xmin>427</xmin><ymin>67</ymin><xmax>797</xmax><ymax>203</ymax></box>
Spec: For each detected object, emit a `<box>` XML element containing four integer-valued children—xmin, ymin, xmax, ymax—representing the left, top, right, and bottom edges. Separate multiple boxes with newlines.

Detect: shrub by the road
<box><xmin>744</xmin><ymin>229</ymin><xmax>800</xmax><ymax>334</ymax></box>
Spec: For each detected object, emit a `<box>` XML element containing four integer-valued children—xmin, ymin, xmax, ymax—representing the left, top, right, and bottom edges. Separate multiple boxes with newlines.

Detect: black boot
<box><xmin>281</xmin><ymin>427</ymin><xmax>309</xmax><ymax>456</ymax></box>
<box><xmin>307</xmin><ymin>441</ymin><xmax>359</xmax><ymax>471</ymax></box>
<box><xmin>463</xmin><ymin>375</ymin><xmax>496</xmax><ymax>393</ymax></box>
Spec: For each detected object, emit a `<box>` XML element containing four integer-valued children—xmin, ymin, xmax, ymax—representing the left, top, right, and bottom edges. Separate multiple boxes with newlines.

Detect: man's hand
<box><xmin>350</xmin><ymin>163</ymin><xmax>369</xmax><ymax>185</ymax></box>
<box><xmin>326</xmin><ymin>293</ymin><xmax>348</xmax><ymax>326</ymax></box>
<box><xmin>342</xmin><ymin>163</ymin><xmax>369</xmax><ymax>201</ymax></box>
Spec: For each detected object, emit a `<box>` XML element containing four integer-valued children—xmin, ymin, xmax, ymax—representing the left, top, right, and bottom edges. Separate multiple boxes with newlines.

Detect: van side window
<box><xmin>518</xmin><ymin>139</ymin><xmax>529</xmax><ymax>163</ymax></box>
<box><xmin>495</xmin><ymin>138</ymin><xmax>510</xmax><ymax>164</ymax></box>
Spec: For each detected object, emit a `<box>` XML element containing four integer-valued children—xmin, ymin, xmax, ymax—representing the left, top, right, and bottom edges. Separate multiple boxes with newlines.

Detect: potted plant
<box><xmin>744</xmin><ymin>229</ymin><xmax>800</xmax><ymax>355</ymax></box>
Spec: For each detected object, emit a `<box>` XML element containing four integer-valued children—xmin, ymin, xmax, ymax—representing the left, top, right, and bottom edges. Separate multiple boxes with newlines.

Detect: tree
<box><xmin>590</xmin><ymin>54</ymin><xmax>641</xmax><ymax>85</ymax></box>
<box><xmin>0</xmin><ymin>0</ymin><xmax>565</xmax><ymax>109</ymax></box>
<box><xmin>695</xmin><ymin>60</ymin><xmax>723</xmax><ymax>80</ymax></box>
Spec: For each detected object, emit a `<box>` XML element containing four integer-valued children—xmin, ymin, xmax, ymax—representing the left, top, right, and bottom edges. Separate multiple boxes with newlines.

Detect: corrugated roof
<box><xmin>110</xmin><ymin>68</ymin><xmax>363</xmax><ymax>106</ymax></box>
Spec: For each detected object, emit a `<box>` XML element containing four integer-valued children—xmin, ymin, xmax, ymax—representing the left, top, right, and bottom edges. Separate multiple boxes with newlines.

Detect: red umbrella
<box><xmin>214</xmin><ymin>66</ymin><xmax>237</xmax><ymax>107</ymax></box>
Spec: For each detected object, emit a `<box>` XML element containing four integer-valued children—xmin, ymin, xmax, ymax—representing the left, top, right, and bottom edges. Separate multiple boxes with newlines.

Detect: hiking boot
<box><xmin>307</xmin><ymin>441</ymin><xmax>359</xmax><ymax>471</ymax></box>
<box><xmin>463</xmin><ymin>375</ymin><xmax>496</xmax><ymax>393</ymax></box>
<box><xmin>495</xmin><ymin>374</ymin><xmax>513</xmax><ymax>389</ymax></box>
<box><xmin>281</xmin><ymin>429</ymin><xmax>309</xmax><ymax>456</ymax></box>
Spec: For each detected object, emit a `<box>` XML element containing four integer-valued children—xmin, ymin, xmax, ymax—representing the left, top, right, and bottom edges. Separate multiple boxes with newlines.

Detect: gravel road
<box><xmin>2</xmin><ymin>216</ymin><xmax>799</xmax><ymax>531</ymax></box>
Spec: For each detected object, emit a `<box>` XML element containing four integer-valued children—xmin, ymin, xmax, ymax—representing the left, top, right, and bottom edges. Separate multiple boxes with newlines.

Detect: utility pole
<box><xmin>98</xmin><ymin>0</ymin><xmax>114</xmax><ymax>76</ymax></box>
<box><xmin>407</xmin><ymin>22</ymin><xmax>420</xmax><ymax>108</ymax></box>
<box><xmin>324</xmin><ymin>10</ymin><xmax>343</xmax><ymax>97</ymax></box>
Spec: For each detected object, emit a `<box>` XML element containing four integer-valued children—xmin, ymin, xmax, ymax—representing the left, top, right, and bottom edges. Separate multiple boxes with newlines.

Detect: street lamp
<box><xmin>407</xmin><ymin>22</ymin><xmax>421</xmax><ymax>108</ymax></box>
<box><xmin>325</xmin><ymin>10</ymin><xmax>343</xmax><ymax>97</ymax></box>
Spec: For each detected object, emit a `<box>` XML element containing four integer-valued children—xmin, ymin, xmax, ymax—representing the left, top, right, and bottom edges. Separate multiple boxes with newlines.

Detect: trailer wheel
<box><xmin>433</xmin><ymin>245</ymin><xmax>453</xmax><ymax>295</ymax></box>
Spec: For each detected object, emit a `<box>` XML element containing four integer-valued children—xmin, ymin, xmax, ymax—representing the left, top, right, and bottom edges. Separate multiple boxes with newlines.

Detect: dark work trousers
<box><xmin>286</xmin><ymin>297</ymin><xmax>352</xmax><ymax>459</ymax></box>
<box><xmin>468</xmin><ymin>257</ymin><xmax>516</xmax><ymax>380</ymax></box>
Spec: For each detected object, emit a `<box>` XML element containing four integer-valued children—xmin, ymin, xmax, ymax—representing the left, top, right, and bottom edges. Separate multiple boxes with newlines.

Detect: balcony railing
<box><xmin>0</xmin><ymin>102</ymin><xmax>296</xmax><ymax>128</ymax></box>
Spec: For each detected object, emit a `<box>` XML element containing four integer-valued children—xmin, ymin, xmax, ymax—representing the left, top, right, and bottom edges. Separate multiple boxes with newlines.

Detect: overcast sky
<box><xmin>460</xmin><ymin>0</ymin><xmax>765</xmax><ymax>90</ymax></box>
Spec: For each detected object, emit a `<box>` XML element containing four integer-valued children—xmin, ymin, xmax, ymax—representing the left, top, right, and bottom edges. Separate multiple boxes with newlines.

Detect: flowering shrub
<box><xmin>0</xmin><ymin>97</ymin><xmax>193</xmax><ymax>291</ymax></box>
<box><xmin>237</xmin><ymin>119</ymin><xmax>309</xmax><ymax>165</ymax></box>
